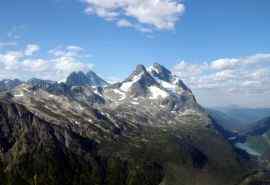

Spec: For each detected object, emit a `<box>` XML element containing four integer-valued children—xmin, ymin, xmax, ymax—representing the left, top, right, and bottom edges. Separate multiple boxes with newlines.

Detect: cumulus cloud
<box><xmin>82</xmin><ymin>0</ymin><xmax>185</xmax><ymax>32</ymax></box>
<box><xmin>172</xmin><ymin>53</ymin><xmax>270</xmax><ymax>107</ymax></box>
<box><xmin>24</xmin><ymin>44</ymin><xmax>40</xmax><ymax>56</ymax></box>
<box><xmin>49</xmin><ymin>45</ymin><xmax>86</xmax><ymax>57</ymax></box>
<box><xmin>210</xmin><ymin>58</ymin><xmax>239</xmax><ymax>70</ymax></box>
<box><xmin>0</xmin><ymin>44</ymin><xmax>93</xmax><ymax>82</ymax></box>
<box><xmin>210</xmin><ymin>53</ymin><xmax>270</xmax><ymax>70</ymax></box>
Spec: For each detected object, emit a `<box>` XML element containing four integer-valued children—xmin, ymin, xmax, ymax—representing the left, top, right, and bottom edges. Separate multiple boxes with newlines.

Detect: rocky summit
<box><xmin>0</xmin><ymin>63</ymin><xmax>264</xmax><ymax>185</ymax></box>
<box><xmin>66</xmin><ymin>70</ymin><xmax>108</xmax><ymax>87</ymax></box>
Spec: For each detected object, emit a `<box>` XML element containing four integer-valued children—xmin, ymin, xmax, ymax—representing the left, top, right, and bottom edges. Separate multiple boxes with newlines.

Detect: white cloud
<box><xmin>210</xmin><ymin>53</ymin><xmax>270</xmax><ymax>70</ymax></box>
<box><xmin>0</xmin><ymin>51</ymin><xmax>24</xmax><ymax>70</ymax></box>
<box><xmin>242</xmin><ymin>53</ymin><xmax>270</xmax><ymax>64</ymax></box>
<box><xmin>49</xmin><ymin>45</ymin><xmax>86</xmax><ymax>57</ymax></box>
<box><xmin>251</xmin><ymin>68</ymin><xmax>270</xmax><ymax>80</ymax></box>
<box><xmin>0</xmin><ymin>44</ymin><xmax>93</xmax><ymax>82</ymax></box>
<box><xmin>172</xmin><ymin>53</ymin><xmax>270</xmax><ymax>107</ymax></box>
<box><xmin>210</xmin><ymin>58</ymin><xmax>239</xmax><ymax>70</ymax></box>
<box><xmin>24</xmin><ymin>44</ymin><xmax>40</xmax><ymax>56</ymax></box>
<box><xmin>117</xmin><ymin>19</ymin><xmax>133</xmax><ymax>27</ymax></box>
<box><xmin>213</xmin><ymin>70</ymin><xmax>235</xmax><ymax>81</ymax></box>
<box><xmin>82</xmin><ymin>0</ymin><xmax>185</xmax><ymax>32</ymax></box>
<box><xmin>241</xmin><ymin>80</ymin><xmax>260</xmax><ymax>87</ymax></box>
<box><xmin>173</xmin><ymin>61</ymin><xmax>206</xmax><ymax>78</ymax></box>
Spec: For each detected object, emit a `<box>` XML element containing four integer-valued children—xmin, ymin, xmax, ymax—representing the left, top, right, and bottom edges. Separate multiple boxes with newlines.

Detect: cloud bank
<box><xmin>172</xmin><ymin>54</ymin><xmax>270</xmax><ymax>107</ymax></box>
<box><xmin>0</xmin><ymin>44</ymin><xmax>93</xmax><ymax>82</ymax></box>
<box><xmin>82</xmin><ymin>0</ymin><xmax>185</xmax><ymax>32</ymax></box>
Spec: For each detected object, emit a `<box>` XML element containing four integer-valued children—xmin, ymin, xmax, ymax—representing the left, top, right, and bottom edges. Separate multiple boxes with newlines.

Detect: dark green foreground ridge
<box><xmin>0</xmin><ymin>98</ymin><xmax>248</xmax><ymax>185</ymax></box>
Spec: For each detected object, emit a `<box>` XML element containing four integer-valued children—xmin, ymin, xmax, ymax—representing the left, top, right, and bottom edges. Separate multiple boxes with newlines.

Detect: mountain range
<box><xmin>0</xmin><ymin>63</ymin><xmax>268</xmax><ymax>185</ymax></box>
<box><xmin>207</xmin><ymin>108</ymin><xmax>245</xmax><ymax>132</ymax></box>
<box><xmin>210</xmin><ymin>106</ymin><xmax>270</xmax><ymax>127</ymax></box>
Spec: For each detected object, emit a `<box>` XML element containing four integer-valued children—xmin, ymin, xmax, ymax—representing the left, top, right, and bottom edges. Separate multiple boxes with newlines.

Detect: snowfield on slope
<box><xmin>148</xmin><ymin>86</ymin><xmax>169</xmax><ymax>99</ymax></box>
<box><xmin>120</xmin><ymin>73</ymin><xmax>143</xmax><ymax>92</ymax></box>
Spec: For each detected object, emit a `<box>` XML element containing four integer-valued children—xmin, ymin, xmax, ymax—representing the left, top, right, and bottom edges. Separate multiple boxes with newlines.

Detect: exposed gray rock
<box><xmin>66</xmin><ymin>70</ymin><xmax>108</xmax><ymax>87</ymax></box>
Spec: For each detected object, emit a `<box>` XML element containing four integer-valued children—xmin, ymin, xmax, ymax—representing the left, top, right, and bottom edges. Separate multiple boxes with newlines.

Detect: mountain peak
<box><xmin>135</xmin><ymin>64</ymin><xmax>147</xmax><ymax>72</ymax></box>
<box><xmin>66</xmin><ymin>71</ymin><xmax>89</xmax><ymax>86</ymax></box>
<box><xmin>86</xmin><ymin>70</ymin><xmax>97</xmax><ymax>76</ymax></box>
<box><xmin>149</xmin><ymin>63</ymin><xmax>172</xmax><ymax>82</ymax></box>
<box><xmin>152</xmin><ymin>62</ymin><xmax>166</xmax><ymax>69</ymax></box>
<box><xmin>86</xmin><ymin>70</ymin><xmax>108</xmax><ymax>87</ymax></box>
<box><xmin>66</xmin><ymin>70</ymin><xmax>108</xmax><ymax>87</ymax></box>
<box><xmin>127</xmin><ymin>64</ymin><xmax>148</xmax><ymax>80</ymax></box>
<box><xmin>120</xmin><ymin>64</ymin><xmax>157</xmax><ymax>96</ymax></box>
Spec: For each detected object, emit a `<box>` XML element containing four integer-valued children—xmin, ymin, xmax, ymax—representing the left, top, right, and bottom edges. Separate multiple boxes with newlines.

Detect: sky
<box><xmin>0</xmin><ymin>0</ymin><xmax>270</xmax><ymax>108</ymax></box>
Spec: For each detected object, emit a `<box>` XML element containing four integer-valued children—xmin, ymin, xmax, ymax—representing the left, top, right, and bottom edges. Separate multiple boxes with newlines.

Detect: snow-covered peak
<box><xmin>126</xmin><ymin>64</ymin><xmax>148</xmax><ymax>81</ymax></box>
<box><xmin>120</xmin><ymin>72</ymin><xmax>144</xmax><ymax>92</ymax></box>
<box><xmin>148</xmin><ymin>65</ymin><xmax>159</xmax><ymax>74</ymax></box>
<box><xmin>119</xmin><ymin>64</ymin><xmax>157</xmax><ymax>93</ymax></box>
<box><xmin>148</xmin><ymin>86</ymin><xmax>169</xmax><ymax>99</ymax></box>
<box><xmin>148</xmin><ymin>63</ymin><xmax>172</xmax><ymax>82</ymax></box>
<box><xmin>147</xmin><ymin>63</ymin><xmax>191</xmax><ymax>95</ymax></box>
<box><xmin>111</xmin><ymin>63</ymin><xmax>191</xmax><ymax>102</ymax></box>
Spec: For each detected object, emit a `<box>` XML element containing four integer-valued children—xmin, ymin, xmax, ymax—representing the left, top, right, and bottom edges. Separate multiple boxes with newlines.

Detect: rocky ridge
<box><xmin>0</xmin><ymin>63</ymin><xmax>256</xmax><ymax>185</ymax></box>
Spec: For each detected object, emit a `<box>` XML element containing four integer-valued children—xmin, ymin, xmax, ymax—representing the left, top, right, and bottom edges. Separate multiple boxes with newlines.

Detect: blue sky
<box><xmin>0</xmin><ymin>0</ymin><xmax>270</xmax><ymax>107</ymax></box>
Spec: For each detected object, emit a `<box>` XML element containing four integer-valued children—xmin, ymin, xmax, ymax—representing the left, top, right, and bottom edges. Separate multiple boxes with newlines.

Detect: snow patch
<box><xmin>49</xmin><ymin>94</ymin><xmax>55</xmax><ymax>98</ymax></box>
<box><xmin>153</xmin><ymin>77</ymin><xmax>184</xmax><ymax>94</ymax></box>
<box><xmin>159</xmin><ymin>80</ymin><xmax>177</xmax><ymax>91</ymax></box>
<box><xmin>14</xmin><ymin>93</ymin><xmax>24</xmax><ymax>97</ymax></box>
<box><xmin>182</xmin><ymin>109</ymin><xmax>197</xmax><ymax>115</ymax></box>
<box><xmin>22</xmin><ymin>87</ymin><xmax>31</xmax><ymax>93</ymax></box>
<box><xmin>148</xmin><ymin>86</ymin><xmax>168</xmax><ymax>99</ymax></box>
<box><xmin>94</xmin><ymin>89</ymin><xmax>103</xmax><ymax>96</ymax></box>
<box><xmin>74</xmin><ymin>121</ymin><xmax>80</xmax><ymax>125</ymax></box>
<box><xmin>113</xmin><ymin>89</ymin><xmax>126</xmax><ymax>100</ymax></box>
<box><xmin>148</xmin><ymin>65</ymin><xmax>159</xmax><ymax>74</ymax></box>
<box><xmin>120</xmin><ymin>73</ymin><xmax>143</xmax><ymax>92</ymax></box>
<box><xmin>228</xmin><ymin>136</ymin><xmax>237</xmax><ymax>141</ymax></box>
<box><xmin>77</xmin><ymin>104</ymin><xmax>84</xmax><ymax>111</ymax></box>
<box><xmin>160</xmin><ymin>105</ymin><xmax>166</xmax><ymax>108</ymax></box>
<box><xmin>131</xmin><ymin>101</ymin><xmax>139</xmax><ymax>105</ymax></box>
